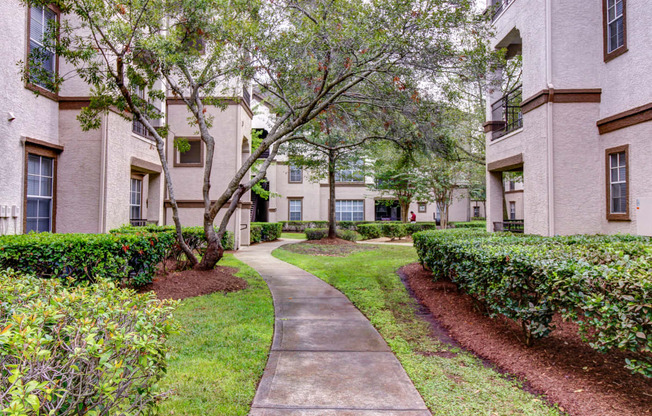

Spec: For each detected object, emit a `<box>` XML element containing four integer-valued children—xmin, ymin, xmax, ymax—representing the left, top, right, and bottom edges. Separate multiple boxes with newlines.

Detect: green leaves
<box><xmin>413</xmin><ymin>230</ymin><xmax>652</xmax><ymax>377</ymax></box>
<box><xmin>0</xmin><ymin>270</ymin><xmax>178</xmax><ymax>414</ymax></box>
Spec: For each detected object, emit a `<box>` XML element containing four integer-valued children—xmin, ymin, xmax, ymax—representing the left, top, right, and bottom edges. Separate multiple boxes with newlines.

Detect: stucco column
<box><xmin>147</xmin><ymin>173</ymin><xmax>162</xmax><ymax>224</ymax></box>
<box><xmin>486</xmin><ymin>170</ymin><xmax>503</xmax><ymax>232</ymax></box>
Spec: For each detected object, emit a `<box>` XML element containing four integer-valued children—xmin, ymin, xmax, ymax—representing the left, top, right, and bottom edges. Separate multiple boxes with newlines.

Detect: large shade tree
<box><xmin>24</xmin><ymin>0</ymin><xmax>489</xmax><ymax>268</ymax></box>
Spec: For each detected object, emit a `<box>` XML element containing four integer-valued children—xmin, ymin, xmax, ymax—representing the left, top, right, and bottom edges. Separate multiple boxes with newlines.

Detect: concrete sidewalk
<box><xmin>236</xmin><ymin>240</ymin><xmax>430</xmax><ymax>416</ymax></box>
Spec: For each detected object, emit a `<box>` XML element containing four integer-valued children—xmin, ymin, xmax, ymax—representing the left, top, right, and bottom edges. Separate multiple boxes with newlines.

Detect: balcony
<box><xmin>490</xmin><ymin>0</ymin><xmax>516</xmax><ymax>21</ymax></box>
<box><xmin>488</xmin><ymin>85</ymin><xmax>522</xmax><ymax>140</ymax></box>
<box><xmin>242</xmin><ymin>85</ymin><xmax>251</xmax><ymax>107</ymax></box>
<box><xmin>132</xmin><ymin>119</ymin><xmax>154</xmax><ymax>139</ymax></box>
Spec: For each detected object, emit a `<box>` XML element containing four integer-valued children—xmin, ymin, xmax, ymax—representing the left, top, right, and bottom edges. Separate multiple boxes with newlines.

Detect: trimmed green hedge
<box><xmin>357</xmin><ymin>222</ymin><xmax>438</xmax><ymax>240</ymax></box>
<box><xmin>304</xmin><ymin>228</ymin><xmax>360</xmax><ymax>242</ymax></box>
<box><xmin>0</xmin><ymin>232</ymin><xmax>174</xmax><ymax>286</ymax></box>
<box><xmin>110</xmin><ymin>224</ymin><xmax>234</xmax><ymax>251</ymax></box>
<box><xmin>0</xmin><ymin>269</ymin><xmax>177</xmax><ymax>414</ymax></box>
<box><xmin>451</xmin><ymin>220</ymin><xmax>487</xmax><ymax>229</ymax></box>
<box><xmin>413</xmin><ymin>229</ymin><xmax>652</xmax><ymax>377</ymax></box>
<box><xmin>251</xmin><ymin>222</ymin><xmax>283</xmax><ymax>244</ymax></box>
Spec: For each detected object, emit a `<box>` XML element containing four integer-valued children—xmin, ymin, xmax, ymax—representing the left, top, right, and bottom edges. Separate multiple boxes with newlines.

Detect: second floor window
<box><xmin>289</xmin><ymin>165</ymin><xmax>302</xmax><ymax>183</ymax></box>
<box><xmin>29</xmin><ymin>6</ymin><xmax>57</xmax><ymax>88</ymax></box>
<box><xmin>606</xmin><ymin>0</ymin><xmax>625</xmax><ymax>53</ymax></box>
<box><xmin>335</xmin><ymin>160</ymin><xmax>364</xmax><ymax>182</ymax></box>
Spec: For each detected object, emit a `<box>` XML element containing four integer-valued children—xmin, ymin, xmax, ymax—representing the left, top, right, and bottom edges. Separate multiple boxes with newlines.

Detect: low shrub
<box><xmin>405</xmin><ymin>222</ymin><xmax>439</xmax><ymax>234</ymax></box>
<box><xmin>337</xmin><ymin>229</ymin><xmax>361</xmax><ymax>242</ymax></box>
<box><xmin>413</xmin><ymin>229</ymin><xmax>652</xmax><ymax>377</ymax></box>
<box><xmin>280</xmin><ymin>221</ymin><xmax>328</xmax><ymax>232</ymax></box>
<box><xmin>380</xmin><ymin>222</ymin><xmax>408</xmax><ymax>239</ymax></box>
<box><xmin>357</xmin><ymin>224</ymin><xmax>382</xmax><ymax>239</ymax></box>
<box><xmin>451</xmin><ymin>220</ymin><xmax>487</xmax><ymax>229</ymax></box>
<box><xmin>111</xmin><ymin>225</ymin><xmax>235</xmax><ymax>256</ymax></box>
<box><xmin>251</xmin><ymin>222</ymin><xmax>283</xmax><ymax>244</ymax></box>
<box><xmin>0</xmin><ymin>232</ymin><xmax>174</xmax><ymax>286</ymax></box>
<box><xmin>305</xmin><ymin>228</ymin><xmax>328</xmax><ymax>240</ymax></box>
<box><xmin>0</xmin><ymin>269</ymin><xmax>178</xmax><ymax>414</ymax></box>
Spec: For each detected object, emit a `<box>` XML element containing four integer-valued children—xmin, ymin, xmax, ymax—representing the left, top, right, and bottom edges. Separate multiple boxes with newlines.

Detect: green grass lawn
<box><xmin>281</xmin><ymin>232</ymin><xmax>307</xmax><ymax>239</ymax></box>
<box><xmin>157</xmin><ymin>254</ymin><xmax>274</xmax><ymax>415</ymax></box>
<box><xmin>273</xmin><ymin>244</ymin><xmax>562</xmax><ymax>416</ymax></box>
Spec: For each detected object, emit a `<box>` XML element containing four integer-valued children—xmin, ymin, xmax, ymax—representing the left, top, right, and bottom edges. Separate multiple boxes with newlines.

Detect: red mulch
<box><xmin>139</xmin><ymin>260</ymin><xmax>247</xmax><ymax>300</ymax></box>
<box><xmin>399</xmin><ymin>263</ymin><xmax>652</xmax><ymax>416</ymax></box>
<box><xmin>307</xmin><ymin>237</ymin><xmax>356</xmax><ymax>245</ymax></box>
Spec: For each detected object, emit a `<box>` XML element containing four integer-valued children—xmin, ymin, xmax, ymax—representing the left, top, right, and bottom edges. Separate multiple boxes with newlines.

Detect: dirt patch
<box><xmin>399</xmin><ymin>263</ymin><xmax>652</xmax><ymax>416</ymax></box>
<box><xmin>283</xmin><ymin>240</ymin><xmax>378</xmax><ymax>257</ymax></box>
<box><xmin>139</xmin><ymin>260</ymin><xmax>247</xmax><ymax>300</ymax></box>
<box><xmin>364</xmin><ymin>236</ymin><xmax>413</xmax><ymax>244</ymax></box>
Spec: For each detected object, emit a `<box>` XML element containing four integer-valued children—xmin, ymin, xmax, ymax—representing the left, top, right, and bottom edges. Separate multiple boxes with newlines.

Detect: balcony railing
<box><xmin>490</xmin><ymin>0</ymin><xmax>516</xmax><ymax>21</ymax></box>
<box><xmin>132</xmin><ymin>119</ymin><xmax>154</xmax><ymax>139</ymax></box>
<box><xmin>242</xmin><ymin>85</ymin><xmax>251</xmax><ymax>107</ymax></box>
<box><xmin>489</xmin><ymin>84</ymin><xmax>522</xmax><ymax>140</ymax></box>
<box><xmin>493</xmin><ymin>220</ymin><xmax>524</xmax><ymax>233</ymax></box>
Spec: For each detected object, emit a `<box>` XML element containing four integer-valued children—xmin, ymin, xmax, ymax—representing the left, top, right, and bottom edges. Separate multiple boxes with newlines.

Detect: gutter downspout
<box><xmin>98</xmin><ymin>113</ymin><xmax>108</xmax><ymax>233</ymax></box>
<box><xmin>545</xmin><ymin>0</ymin><xmax>555</xmax><ymax>236</ymax></box>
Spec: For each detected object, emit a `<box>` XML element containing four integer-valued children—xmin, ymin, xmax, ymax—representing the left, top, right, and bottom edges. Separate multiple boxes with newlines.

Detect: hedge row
<box><xmin>0</xmin><ymin>232</ymin><xmax>175</xmax><ymax>286</ymax></box>
<box><xmin>110</xmin><ymin>224</ymin><xmax>234</xmax><ymax>251</ymax></box>
<box><xmin>451</xmin><ymin>220</ymin><xmax>487</xmax><ymax>229</ymax></box>
<box><xmin>251</xmin><ymin>222</ymin><xmax>283</xmax><ymax>243</ymax></box>
<box><xmin>357</xmin><ymin>222</ymin><xmax>439</xmax><ymax>239</ymax></box>
<box><xmin>413</xmin><ymin>229</ymin><xmax>652</xmax><ymax>377</ymax></box>
<box><xmin>0</xmin><ymin>269</ymin><xmax>177</xmax><ymax>414</ymax></box>
<box><xmin>304</xmin><ymin>228</ymin><xmax>360</xmax><ymax>242</ymax></box>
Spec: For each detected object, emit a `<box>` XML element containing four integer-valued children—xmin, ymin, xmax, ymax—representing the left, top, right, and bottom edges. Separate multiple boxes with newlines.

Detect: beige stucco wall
<box><xmin>0</xmin><ymin>2</ymin><xmax>61</xmax><ymax>235</ymax></box>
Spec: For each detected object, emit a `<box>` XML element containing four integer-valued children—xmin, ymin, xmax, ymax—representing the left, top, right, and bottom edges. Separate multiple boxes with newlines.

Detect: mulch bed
<box><xmin>307</xmin><ymin>237</ymin><xmax>356</xmax><ymax>245</ymax></box>
<box><xmin>139</xmin><ymin>260</ymin><xmax>247</xmax><ymax>300</ymax></box>
<box><xmin>399</xmin><ymin>263</ymin><xmax>652</xmax><ymax>416</ymax></box>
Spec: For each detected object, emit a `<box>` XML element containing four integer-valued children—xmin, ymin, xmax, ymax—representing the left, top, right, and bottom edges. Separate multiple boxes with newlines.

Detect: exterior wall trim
<box><xmin>167</xmin><ymin>97</ymin><xmax>254</xmax><ymax>118</ymax></box>
<box><xmin>23</xmin><ymin>137</ymin><xmax>64</xmax><ymax>152</ymax></box>
<box><xmin>130</xmin><ymin>157</ymin><xmax>161</xmax><ymax>174</ymax></box>
<box><xmin>487</xmin><ymin>153</ymin><xmax>523</xmax><ymax>172</ymax></box>
<box><xmin>597</xmin><ymin>102</ymin><xmax>652</xmax><ymax>134</ymax></box>
<box><xmin>521</xmin><ymin>89</ymin><xmax>602</xmax><ymax>114</ymax></box>
<box><xmin>319</xmin><ymin>183</ymin><xmax>367</xmax><ymax>187</ymax></box>
<box><xmin>164</xmin><ymin>200</ymin><xmax>250</xmax><ymax>209</ymax></box>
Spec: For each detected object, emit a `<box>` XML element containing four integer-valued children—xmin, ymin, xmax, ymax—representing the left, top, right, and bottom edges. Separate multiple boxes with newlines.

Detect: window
<box><xmin>473</xmin><ymin>206</ymin><xmax>481</xmax><ymax>218</ymax></box>
<box><xmin>418</xmin><ymin>203</ymin><xmax>427</xmax><ymax>213</ymax></box>
<box><xmin>336</xmin><ymin>200</ymin><xmax>364</xmax><ymax>221</ymax></box>
<box><xmin>289</xmin><ymin>165</ymin><xmax>302</xmax><ymax>183</ymax></box>
<box><xmin>28</xmin><ymin>5</ymin><xmax>57</xmax><ymax>89</ymax></box>
<box><xmin>606</xmin><ymin>145</ymin><xmax>629</xmax><ymax>220</ymax></box>
<box><xmin>175</xmin><ymin>138</ymin><xmax>203</xmax><ymax>166</ymax></box>
<box><xmin>130</xmin><ymin>178</ymin><xmax>143</xmax><ymax>220</ymax></box>
<box><xmin>335</xmin><ymin>160</ymin><xmax>364</xmax><ymax>183</ymax></box>
<box><xmin>289</xmin><ymin>199</ymin><xmax>302</xmax><ymax>221</ymax></box>
<box><xmin>509</xmin><ymin>201</ymin><xmax>516</xmax><ymax>220</ymax></box>
<box><xmin>604</xmin><ymin>0</ymin><xmax>627</xmax><ymax>61</ymax></box>
<box><xmin>26</xmin><ymin>154</ymin><xmax>54</xmax><ymax>233</ymax></box>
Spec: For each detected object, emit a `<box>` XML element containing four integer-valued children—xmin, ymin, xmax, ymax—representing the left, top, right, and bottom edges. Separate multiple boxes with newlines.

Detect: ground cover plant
<box><xmin>0</xmin><ymin>269</ymin><xmax>177</xmax><ymax>415</ymax></box>
<box><xmin>273</xmin><ymin>244</ymin><xmax>561</xmax><ymax>415</ymax></box>
<box><xmin>156</xmin><ymin>255</ymin><xmax>274</xmax><ymax>415</ymax></box>
<box><xmin>0</xmin><ymin>232</ymin><xmax>174</xmax><ymax>286</ymax></box>
<box><xmin>413</xmin><ymin>229</ymin><xmax>652</xmax><ymax>377</ymax></box>
<box><xmin>451</xmin><ymin>220</ymin><xmax>486</xmax><ymax>229</ymax></box>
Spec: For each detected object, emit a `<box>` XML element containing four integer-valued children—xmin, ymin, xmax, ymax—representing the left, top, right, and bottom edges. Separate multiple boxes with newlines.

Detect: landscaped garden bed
<box><xmin>401</xmin><ymin>262</ymin><xmax>652</xmax><ymax>416</ymax></box>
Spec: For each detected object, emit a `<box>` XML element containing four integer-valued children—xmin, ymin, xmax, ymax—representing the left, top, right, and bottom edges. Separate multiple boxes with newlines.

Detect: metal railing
<box><xmin>493</xmin><ymin>220</ymin><xmax>524</xmax><ymax>233</ymax></box>
<box><xmin>242</xmin><ymin>85</ymin><xmax>251</xmax><ymax>107</ymax></box>
<box><xmin>490</xmin><ymin>84</ymin><xmax>522</xmax><ymax>140</ymax></box>
<box><xmin>490</xmin><ymin>0</ymin><xmax>516</xmax><ymax>21</ymax></box>
<box><xmin>132</xmin><ymin>119</ymin><xmax>154</xmax><ymax>139</ymax></box>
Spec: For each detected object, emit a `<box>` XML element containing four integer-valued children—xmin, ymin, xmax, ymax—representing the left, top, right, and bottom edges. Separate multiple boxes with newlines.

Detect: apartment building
<box><xmin>250</xmin><ymin>158</ymin><xmax>482</xmax><ymax>225</ymax></box>
<box><xmin>485</xmin><ymin>0</ymin><xmax>652</xmax><ymax>236</ymax></box>
<box><xmin>0</xmin><ymin>2</ymin><xmax>252</xmax><ymax>247</ymax></box>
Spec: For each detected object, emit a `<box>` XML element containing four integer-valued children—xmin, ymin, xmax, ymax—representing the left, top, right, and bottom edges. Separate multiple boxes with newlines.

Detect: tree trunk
<box><xmin>400</xmin><ymin>200</ymin><xmax>410</xmax><ymax>223</ymax></box>
<box><xmin>328</xmin><ymin>149</ymin><xmax>337</xmax><ymax>239</ymax></box>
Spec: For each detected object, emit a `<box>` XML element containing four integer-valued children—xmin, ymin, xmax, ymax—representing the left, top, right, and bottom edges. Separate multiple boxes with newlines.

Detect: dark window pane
<box><xmin>38</xmin><ymin>199</ymin><xmax>51</xmax><ymax>218</ymax></box>
<box><xmin>26</xmin><ymin>199</ymin><xmax>38</xmax><ymax>217</ymax></box>
<box><xmin>26</xmin><ymin>219</ymin><xmax>38</xmax><ymax>233</ymax></box>
<box><xmin>179</xmin><ymin>141</ymin><xmax>201</xmax><ymax>164</ymax></box>
<box><xmin>40</xmin><ymin>177</ymin><xmax>52</xmax><ymax>196</ymax></box>
<box><xmin>28</xmin><ymin>155</ymin><xmax>40</xmax><ymax>175</ymax></box>
<box><xmin>27</xmin><ymin>176</ymin><xmax>39</xmax><ymax>196</ymax></box>
<box><xmin>37</xmin><ymin>218</ymin><xmax>50</xmax><ymax>233</ymax></box>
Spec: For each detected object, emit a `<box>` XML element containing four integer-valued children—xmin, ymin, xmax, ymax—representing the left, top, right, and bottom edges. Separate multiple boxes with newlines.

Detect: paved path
<box><xmin>236</xmin><ymin>240</ymin><xmax>430</xmax><ymax>416</ymax></box>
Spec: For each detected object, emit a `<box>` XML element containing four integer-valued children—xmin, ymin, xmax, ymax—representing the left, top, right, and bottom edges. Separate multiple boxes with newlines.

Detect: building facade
<box><xmin>485</xmin><ymin>0</ymin><xmax>652</xmax><ymax>236</ymax></box>
<box><xmin>252</xmin><ymin>160</ymin><xmax>483</xmax><ymax>225</ymax></box>
<box><xmin>0</xmin><ymin>2</ymin><xmax>252</xmax><ymax>247</ymax></box>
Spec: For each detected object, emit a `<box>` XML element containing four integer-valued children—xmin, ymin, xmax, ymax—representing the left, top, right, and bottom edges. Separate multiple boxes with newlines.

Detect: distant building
<box><xmin>484</xmin><ymin>0</ymin><xmax>652</xmax><ymax>236</ymax></box>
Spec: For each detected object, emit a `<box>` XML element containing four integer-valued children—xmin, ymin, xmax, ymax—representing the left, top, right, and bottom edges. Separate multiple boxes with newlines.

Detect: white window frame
<box><xmin>335</xmin><ymin>200</ymin><xmax>364</xmax><ymax>221</ymax></box>
<box><xmin>609</xmin><ymin>151</ymin><xmax>627</xmax><ymax>215</ymax></box>
<box><xmin>509</xmin><ymin>201</ymin><xmax>516</xmax><ymax>220</ymax></box>
<box><xmin>335</xmin><ymin>160</ymin><xmax>364</xmax><ymax>183</ymax></box>
<box><xmin>26</xmin><ymin>154</ymin><xmax>54</xmax><ymax>233</ymax></box>
<box><xmin>289</xmin><ymin>165</ymin><xmax>302</xmax><ymax>183</ymax></box>
<box><xmin>289</xmin><ymin>199</ymin><xmax>302</xmax><ymax>221</ymax></box>
<box><xmin>130</xmin><ymin>178</ymin><xmax>143</xmax><ymax>220</ymax></box>
<box><xmin>606</xmin><ymin>0</ymin><xmax>625</xmax><ymax>53</ymax></box>
<box><xmin>29</xmin><ymin>5</ymin><xmax>57</xmax><ymax>86</ymax></box>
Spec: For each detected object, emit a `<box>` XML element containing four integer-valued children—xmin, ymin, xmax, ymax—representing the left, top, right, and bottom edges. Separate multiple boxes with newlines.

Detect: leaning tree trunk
<box><xmin>327</xmin><ymin>149</ymin><xmax>337</xmax><ymax>239</ymax></box>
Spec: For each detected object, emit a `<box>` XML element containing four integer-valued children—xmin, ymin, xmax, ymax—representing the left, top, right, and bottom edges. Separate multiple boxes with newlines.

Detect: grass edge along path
<box><xmin>273</xmin><ymin>244</ymin><xmax>563</xmax><ymax>416</ymax></box>
<box><xmin>157</xmin><ymin>254</ymin><xmax>274</xmax><ymax>415</ymax></box>
<box><xmin>280</xmin><ymin>232</ymin><xmax>307</xmax><ymax>239</ymax></box>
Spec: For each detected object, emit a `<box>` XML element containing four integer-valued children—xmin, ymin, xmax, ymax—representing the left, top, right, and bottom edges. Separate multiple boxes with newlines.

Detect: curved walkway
<box><xmin>236</xmin><ymin>240</ymin><xmax>430</xmax><ymax>416</ymax></box>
